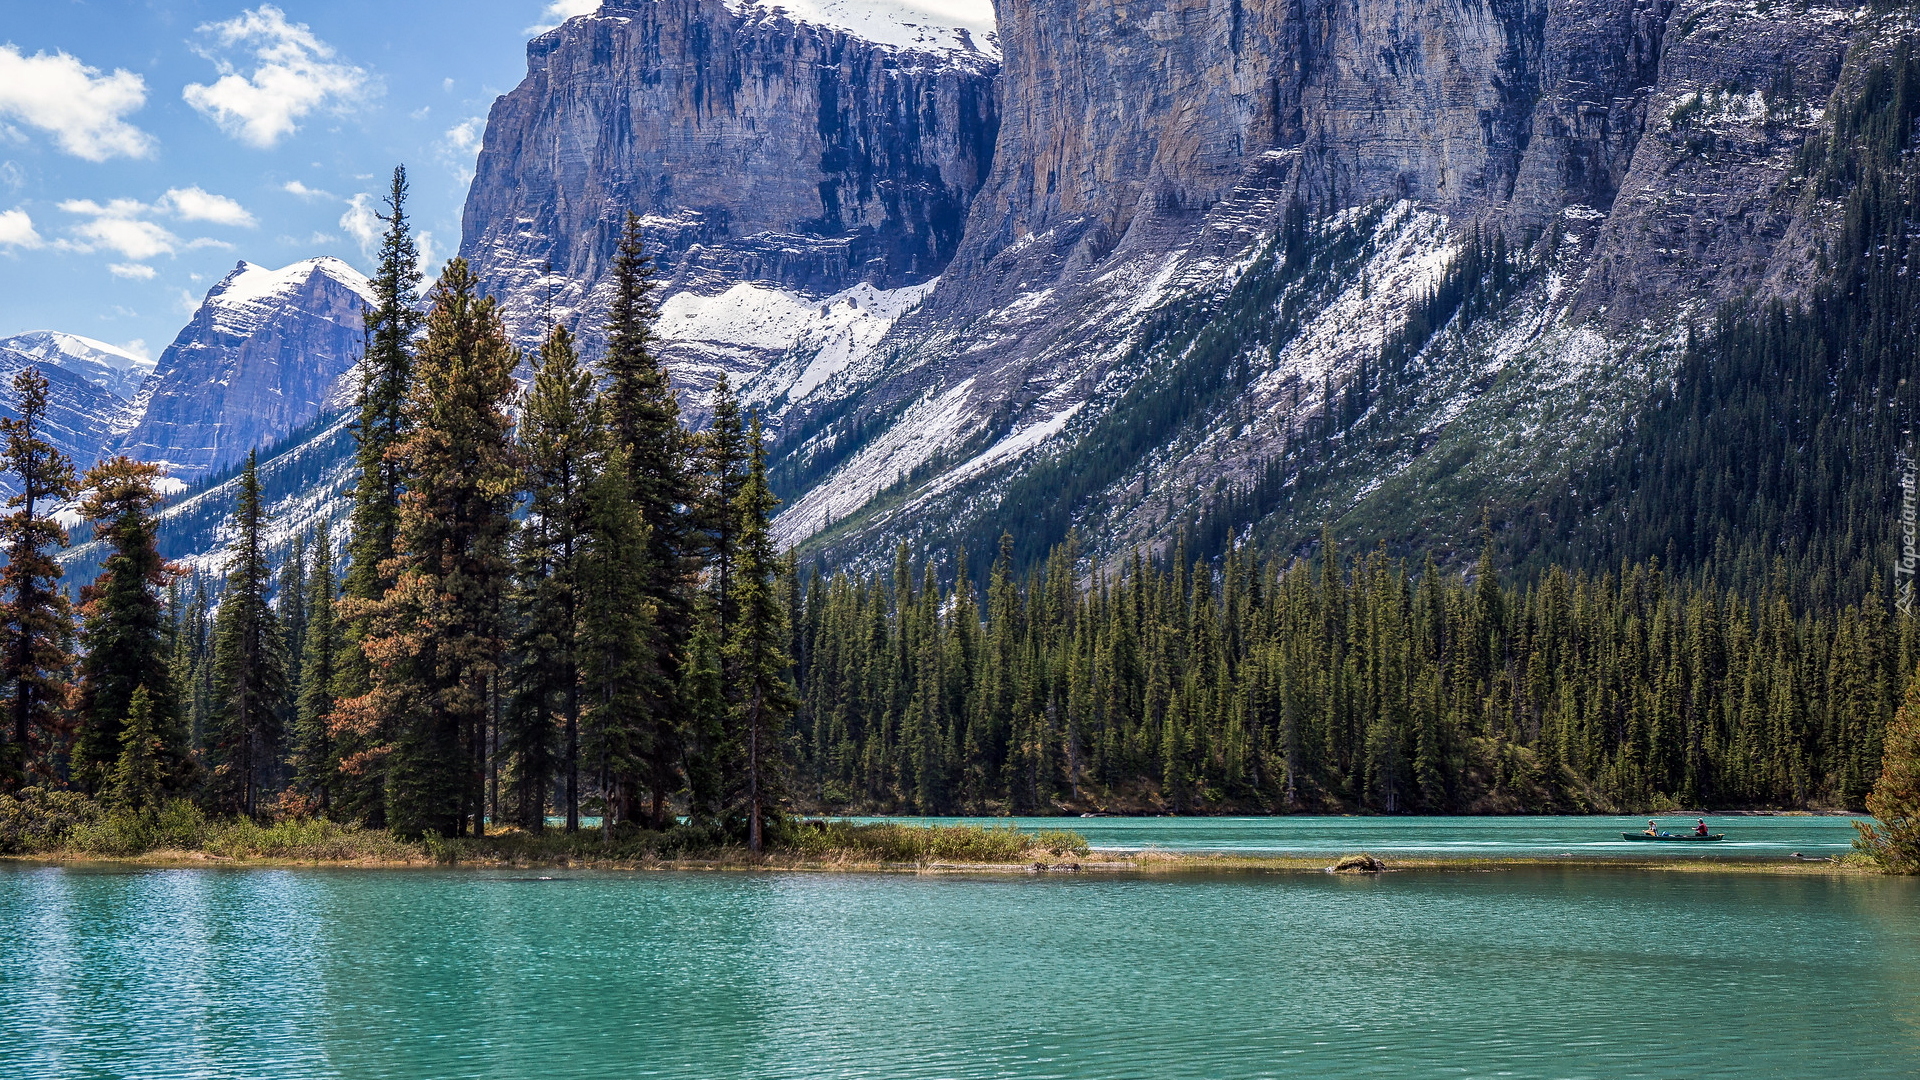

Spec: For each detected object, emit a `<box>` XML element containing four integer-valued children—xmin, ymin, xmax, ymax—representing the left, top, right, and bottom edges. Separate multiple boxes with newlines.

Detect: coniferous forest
<box><xmin>2</xmin><ymin>88</ymin><xmax>1918</xmax><ymax>851</ymax></box>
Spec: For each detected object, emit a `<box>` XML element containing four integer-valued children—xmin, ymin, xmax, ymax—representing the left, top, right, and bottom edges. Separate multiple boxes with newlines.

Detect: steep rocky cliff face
<box><xmin>460</xmin><ymin>0</ymin><xmax>999</xmax><ymax>415</ymax></box>
<box><xmin>115</xmin><ymin>258</ymin><xmax>373</xmax><ymax>482</ymax></box>
<box><xmin>764</xmin><ymin>0</ymin><xmax>1873</xmax><ymax>572</ymax></box>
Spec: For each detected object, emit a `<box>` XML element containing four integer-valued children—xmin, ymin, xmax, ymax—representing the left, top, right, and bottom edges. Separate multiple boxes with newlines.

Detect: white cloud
<box><xmin>445</xmin><ymin>117</ymin><xmax>485</xmax><ymax>156</ymax></box>
<box><xmin>65</xmin><ymin>212</ymin><xmax>180</xmax><ymax>261</ymax></box>
<box><xmin>441</xmin><ymin>117</ymin><xmax>486</xmax><ymax>186</ymax></box>
<box><xmin>0</xmin><ymin>46</ymin><xmax>155</xmax><ymax>161</ymax></box>
<box><xmin>339</xmin><ymin>191</ymin><xmax>381</xmax><ymax>257</ymax></box>
<box><xmin>117</xmin><ymin>339</ymin><xmax>150</xmax><ymax>361</ymax></box>
<box><xmin>183</xmin><ymin>5</ymin><xmax>372</xmax><ymax>148</ymax></box>
<box><xmin>159</xmin><ymin>186</ymin><xmax>256</xmax><ymax>227</ymax></box>
<box><xmin>416</xmin><ymin>230</ymin><xmax>438</xmax><ymax>279</ymax></box>
<box><xmin>528</xmin><ymin>0</ymin><xmax>601</xmax><ymax>33</ymax></box>
<box><xmin>0</xmin><ymin>162</ymin><xmax>24</xmax><ymax>191</ymax></box>
<box><xmin>108</xmin><ymin>262</ymin><xmax>157</xmax><ymax>279</ymax></box>
<box><xmin>282</xmin><ymin>179</ymin><xmax>334</xmax><ymax>201</ymax></box>
<box><xmin>0</xmin><ymin>207</ymin><xmax>42</xmax><ymax>248</ymax></box>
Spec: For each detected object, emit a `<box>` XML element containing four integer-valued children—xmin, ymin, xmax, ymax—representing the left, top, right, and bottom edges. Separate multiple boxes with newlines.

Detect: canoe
<box><xmin>1621</xmin><ymin>832</ymin><xmax>1724</xmax><ymax>842</ymax></box>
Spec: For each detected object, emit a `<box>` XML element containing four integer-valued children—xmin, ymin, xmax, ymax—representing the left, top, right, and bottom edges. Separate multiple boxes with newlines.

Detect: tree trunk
<box><xmin>748</xmin><ymin>688</ymin><xmax>763</xmax><ymax>855</ymax></box>
<box><xmin>565</xmin><ymin>709</ymin><xmax>579</xmax><ymax>833</ymax></box>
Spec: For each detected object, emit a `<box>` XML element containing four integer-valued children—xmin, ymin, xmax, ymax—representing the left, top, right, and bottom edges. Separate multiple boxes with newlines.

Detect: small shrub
<box><xmin>1031</xmin><ymin>830</ymin><xmax>1091</xmax><ymax>857</ymax></box>
<box><xmin>202</xmin><ymin>817</ymin><xmax>422</xmax><ymax>862</ymax></box>
<box><xmin>0</xmin><ymin>788</ymin><xmax>102</xmax><ymax>854</ymax></box>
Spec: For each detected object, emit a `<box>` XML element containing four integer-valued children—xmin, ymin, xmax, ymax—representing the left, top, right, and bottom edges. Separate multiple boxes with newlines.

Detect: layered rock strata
<box><xmin>459</xmin><ymin>0</ymin><xmax>1000</xmax><ymax>415</ymax></box>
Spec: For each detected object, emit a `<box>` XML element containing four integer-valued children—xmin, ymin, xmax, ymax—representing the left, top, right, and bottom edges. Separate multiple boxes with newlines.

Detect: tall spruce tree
<box><xmin>686</xmin><ymin>375</ymin><xmax>749</xmax><ymax>818</ymax></box>
<box><xmin>278</xmin><ymin>533</ymin><xmax>307</xmax><ymax>710</ymax></box>
<box><xmin>206</xmin><ymin>453</ymin><xmax>288</xmax><ymax>817</ymax></box>
<box><xmin>577</xmin><ymin>439</ymin><xmax>659</xmax><ymax>838</ymax></box>
<box><xmin>1859</xmin><ymin>668</ymin><xmax>1920</xmax><ymax>872</ymax></box>
<box><xmin>0</xmin><ymin>367</ymin><xmax>75</xmax><ymax>790</ymax></box>
<box><xmin>331</xmin><ymin>164</ymin><xmax>423</xmax><ymax>826</ymax></box>
<box><xmin>71</xmin><ymin>456</ymin><xmax>186</xmax><ymax>797</ymax></box>
<box><xmin>362</xmin><ymin>258</ymin><xmax>518</xmax><ymax>838</ymax></box>
<box><xmin>599</xmin><ymin>212</ymin><xmax>694</xmax><ymax>827</ymax></box>
<box><xmin>725</xmin><ymin>418</ymin><xmax>797</xmax><ymax>853</ymax></box>
<box><xmin>171</xmin><ymin>573</ymin><xmax>214</xmax><ymax>752</ymax></box>
<box><xmin>507</xmin><ymin>324</ymin><xmax>598</xmax><ymax>832</ymax></box>
<box><xmin>108</xmin><ymin>687</ymin><xmax>167</xmax><ymax>814</ymax></box>
<box><xmin>291</xmin><ymin>521</ymin><xmax>339</xmax><ymax>813</ymax></box>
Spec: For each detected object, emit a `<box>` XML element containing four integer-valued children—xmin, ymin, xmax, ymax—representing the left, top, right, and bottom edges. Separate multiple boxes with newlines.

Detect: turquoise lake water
<box><xmin>3</xmin><ymin>853</ymin><xmax>1917</xmax><ymax>1078</ymax></box>
<box><xmin>862</xmin><ymin>813</ymin><xmax>1871</xmax><ymax>860</ymax></box>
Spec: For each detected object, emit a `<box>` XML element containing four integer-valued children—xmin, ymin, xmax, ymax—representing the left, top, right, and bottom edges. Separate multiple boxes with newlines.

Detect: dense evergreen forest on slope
<box><xmin>1518</xmin><ymin>50</ymin><xmax>1920</xmax><ymax>609</ymax></box>
<box><xmin>789</xmin><ymin>537</ymin><xmax>1903</xmax><ymax>814</ymax></box>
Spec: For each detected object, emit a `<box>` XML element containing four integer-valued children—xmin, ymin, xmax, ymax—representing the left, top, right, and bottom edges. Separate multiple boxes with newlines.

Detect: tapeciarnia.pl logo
<box><xmin>1897</xmin><ymin>445</ymin><xmax>1917</xmax><ymax>617</ymax></box>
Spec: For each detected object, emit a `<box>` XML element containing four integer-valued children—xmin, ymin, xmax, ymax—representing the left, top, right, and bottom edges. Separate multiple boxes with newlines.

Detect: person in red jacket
<box><xmin>1694</xmin><ymin>819</ymin><xmax>1710</xmax><ymax>837</ymax></box>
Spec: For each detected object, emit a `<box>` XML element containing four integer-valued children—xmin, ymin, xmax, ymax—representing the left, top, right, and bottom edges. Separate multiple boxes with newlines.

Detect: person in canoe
<box><xmin>1644</xmin><ymin>820</ymin><xmax>1660</xmax><ymax>836</ymax></box>
<box><xmin>1694</xmin><ymin>819</ymin><xmax>1710</xmax><ymax>837</ymax></box>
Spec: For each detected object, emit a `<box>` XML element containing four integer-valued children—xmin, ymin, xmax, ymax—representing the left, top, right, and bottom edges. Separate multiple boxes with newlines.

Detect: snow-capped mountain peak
<box><xmin>205</xmin><ymin>258</ymin><xmax>376</xmax><ymax>336</ymax></box>
<box><xmin>0</xmin><ymin>330</ymin><xmax>156</xmax><ymax>402</ymax></box>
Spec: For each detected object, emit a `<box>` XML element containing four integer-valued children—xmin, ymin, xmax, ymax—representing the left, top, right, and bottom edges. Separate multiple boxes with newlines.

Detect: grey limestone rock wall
<box><xmin>460</xmin><ymin>0</ymin><xmax>1001</xmax><ymax>351</ymax></box>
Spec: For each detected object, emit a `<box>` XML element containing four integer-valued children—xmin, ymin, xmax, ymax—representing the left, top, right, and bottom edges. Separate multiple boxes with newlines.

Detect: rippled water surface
<box><xmin>4</xmin><ymin>860</ymin><xmax>1917</xmax><ymax>1078</ymax></box>
<box><xmin>864</xmin><ymin>813</ymin><xmax>1871</xmax><ymax>859</ymax></box>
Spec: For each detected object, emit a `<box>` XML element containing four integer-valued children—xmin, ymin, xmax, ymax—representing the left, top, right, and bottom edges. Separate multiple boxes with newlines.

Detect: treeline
<box><xmin>0</xmin><ymin>169</ymin><xmax>797</xmax><ymax>848</ymax></box>
<box><xmin>791</xmin><ymin>535</ymin><xmax>1905</xmax><ymax>815</ymax></box>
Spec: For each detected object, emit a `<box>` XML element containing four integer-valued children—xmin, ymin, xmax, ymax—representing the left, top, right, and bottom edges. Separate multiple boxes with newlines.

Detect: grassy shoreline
<box><xmin>3</xmin><ymin>846</ymin><xmax>1876</xmax><ymax>877</ymax></box>
<box><xmin>2</xmin><ymin>792</ymin><xmax>1879</xmax><ymax>875</ymax></box>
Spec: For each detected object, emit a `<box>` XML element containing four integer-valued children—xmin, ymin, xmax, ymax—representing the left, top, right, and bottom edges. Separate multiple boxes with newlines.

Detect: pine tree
<box><xmin>507</xmin><ymin>324</ymin><xmax>598</xmax><ymax>832</ymax></box>
<box><xmin>278</xmin><ymin>532</ymin><xmax>308</xmax><ymax>710</ymax></box>
<box><xmin>725</xmin><ymin>418</ymin><xmax>797</xmax><ymax>853</ymax></box>
<box><xmin>1858</xmin><ymin>669</ymin><xmax>1920</xmax><ymax>873</ymax></box>
<box><xmin>171</xmin><ymin>573</ymin><xmax>214</xmax><ymax>752</ymax></box>
<box><xmin>599</xmin><ymin>212</ymin><xmax>694</xmax><ymax>827</ymax></box>
<box><xmin>291</xmin><ymin>521</ymin><xmax>339</xmax><ymax>813</ymax></box>
<box><xmin>363</xmin><ymin>258</ymin><xmax>518</xmax><ymax>839</ymax></box>
<box><xmin>577</xmin><ymin>440</ymin><xmax>658</xmax><ymax>839</ymax></box>
<box><xmin>71</xmin><ymin>456</ymin><xmax>186</xmax><ymax>797</ymax></box>
<box><xmin>0</xmin><ymin>367</ymin><xmax>75</xmax><ymax>791</ymax></box>
<box><xmin>108</xmin><ymin>687</ymin><xmax>167</xmax><ymax>814</ymax></box>
<box><xmin>331</xmin><ymin>164</ymin><xmax>424</xmax><ymax>827</ymax></box>
<box><xmin>206</xmin><ymin>453</ymin><xmax>288</xmax><ymax>818</ymax></box>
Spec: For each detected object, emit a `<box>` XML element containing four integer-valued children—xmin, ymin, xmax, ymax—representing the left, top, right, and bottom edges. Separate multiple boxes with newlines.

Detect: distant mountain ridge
<box><xmin>0</xmin><ymin>331</ymin><xmax>154</xmax><ymax>403</ymax></box>
<box><xmin>114</xmin><ymin>257</ymin><xmax>373</xmax><ymax>483</ymax></box>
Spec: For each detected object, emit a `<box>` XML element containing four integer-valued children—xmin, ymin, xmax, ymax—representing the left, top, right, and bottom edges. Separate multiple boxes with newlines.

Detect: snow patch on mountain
<box><xmin>934</xmin><ymin>402</ymin><xmax>1083</xmax><ymax>494</ymax></box>
<box><xmin>204</xmin><ymin>258</ymin><xmax>375</xmax><ymax>336</ymax></box>
<box><xmin>713</xmin><ymin>279</ymin><xmax>941</xmax><ymax>407</ymax></box>
<box><xmin>0</xmin><ymin>331</ymin><xmax>155</xmax><ymax>401</ymax></box>
<box><xmin>776</xmin><ymin>377</ymin><xmax>981</xmax><ymax>543</ymax></box>
<box><xmin>1255</xmin><ymin>204</ymin><xmax>1456</xmax><ymax>394</ymax></box>
<box><xmin>730</xmin><ymin>0</ymin><xmax>997</xmax><ymax>57</ymax></box>
<box><xmin>656</xmin><ymin>277</ymin><xmax>939</xmax><ymax>410</ymax></box>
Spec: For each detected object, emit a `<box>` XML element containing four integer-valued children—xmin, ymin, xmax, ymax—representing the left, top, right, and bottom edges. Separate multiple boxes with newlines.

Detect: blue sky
<box><xmin>0</xmin><ymin>1</ymin><xmax>598</xmax><ymax>361</ymax></box>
